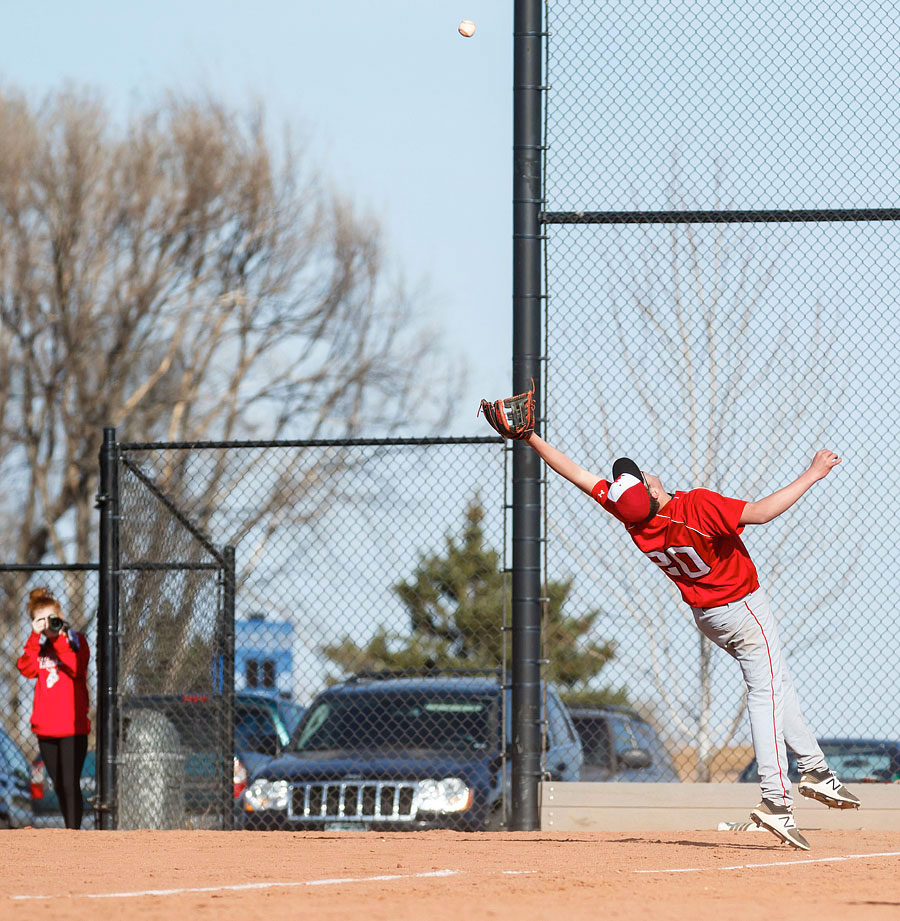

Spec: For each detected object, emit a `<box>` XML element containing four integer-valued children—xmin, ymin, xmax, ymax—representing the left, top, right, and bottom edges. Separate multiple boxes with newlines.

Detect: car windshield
<box><xmin>278</xmin><ymin>701</ymin><xmax>306</xmax><ymax>737</ymax></box>
<box><xmin>291</xmin><ymin>691</ymin><xmax>498</xmax><ymax>753</ymax></box>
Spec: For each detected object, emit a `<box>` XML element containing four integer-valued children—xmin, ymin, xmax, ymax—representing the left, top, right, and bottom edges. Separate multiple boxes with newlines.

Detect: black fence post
<box><xmin>511</xmin><ymin>0</ymin><xmax>545</xmax><ymax>831</ymax></box>
<box><xmin>96</xmin><ymin>426</ymin><xmax>120</xmax><ymax>830</ymax></box>
<box><xmin>222</xmin><ymin>544</ymin><xmax>236</xmax><ymax>830</ymax></box>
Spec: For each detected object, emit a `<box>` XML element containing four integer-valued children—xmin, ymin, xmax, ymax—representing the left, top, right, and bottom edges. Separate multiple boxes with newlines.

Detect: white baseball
<box><xmin>458</xmin><ymin>20</ymin><xmax>476</xmax><ymax>38</ymax></box>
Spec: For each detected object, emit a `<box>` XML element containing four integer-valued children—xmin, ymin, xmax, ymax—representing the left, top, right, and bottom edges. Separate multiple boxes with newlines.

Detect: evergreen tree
<box><xmin>322</xmin><ymin>499</ymin><xmax>627</xmax><ymax>705</ymax></box>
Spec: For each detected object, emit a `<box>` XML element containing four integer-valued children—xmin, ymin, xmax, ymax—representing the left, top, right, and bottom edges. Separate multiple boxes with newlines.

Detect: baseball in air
<box><xmin>458</xmin><ymin>20</ymin><xmax>476</xmax><ymax>37</ymax></box>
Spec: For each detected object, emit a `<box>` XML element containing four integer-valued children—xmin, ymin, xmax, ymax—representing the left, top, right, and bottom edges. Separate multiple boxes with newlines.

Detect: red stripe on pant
<box><xmin>744</xmin><ymin>598</ymin><xmax>788</xmax><ymax>805</ymax></box>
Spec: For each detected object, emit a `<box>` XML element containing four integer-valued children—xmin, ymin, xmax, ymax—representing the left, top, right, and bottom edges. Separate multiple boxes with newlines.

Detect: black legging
<box><xmin>38</xmin><ymin>735</ymin><xmax>88</xmax><ymax>829</ymax></box>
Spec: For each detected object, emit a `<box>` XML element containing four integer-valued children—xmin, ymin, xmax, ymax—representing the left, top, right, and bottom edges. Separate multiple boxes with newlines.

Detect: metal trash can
<box><xmin>118</xmin><ymin>709</ymin><xmax>186</xmax><ymax>829</ymax></box>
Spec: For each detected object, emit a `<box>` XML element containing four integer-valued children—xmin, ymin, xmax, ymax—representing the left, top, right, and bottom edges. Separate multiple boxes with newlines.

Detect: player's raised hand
<box><xmin>808</xmin><ymin>449</ymin><xmax>841</xmax><ymax>481</ymax></box>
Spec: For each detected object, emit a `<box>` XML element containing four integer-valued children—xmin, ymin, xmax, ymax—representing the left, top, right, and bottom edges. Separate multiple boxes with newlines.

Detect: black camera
<box><xmin>48</xmin><ymin>615</ymin><xmax>67</xmax><ymax>632</ymax></box>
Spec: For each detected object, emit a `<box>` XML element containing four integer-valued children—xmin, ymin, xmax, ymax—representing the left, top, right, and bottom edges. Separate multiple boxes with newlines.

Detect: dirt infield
<box><xmin>3</xmin><ymin>828</ymin><xmax>899</xmax><ymax>921</ymax></box>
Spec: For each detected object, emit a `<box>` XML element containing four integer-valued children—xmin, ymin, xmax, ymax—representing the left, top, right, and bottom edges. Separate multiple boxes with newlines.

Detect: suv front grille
<box><xmin>289</xmin><ymin>781</ymin><xmax>417</xmax><ymax>822</ymax></box>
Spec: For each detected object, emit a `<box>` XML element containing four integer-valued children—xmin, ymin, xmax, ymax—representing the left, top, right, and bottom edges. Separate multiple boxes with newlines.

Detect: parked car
<box><xmin>242</xmin><ymin>669</ymin><xmax>583</xmax><ymax>831</ymax></box>
<box><xmin>568</xmin><ymin>705</ymin><xmax>680</xmax><ymax>782</ymax></box>
<box><xmin>31</xmin><ymin>691</ymin><xmax>304</xmax><ymax>827</ymax></box>
<box><xmin>738</xmin><ymin>738</ymin><xmax>900</xmax><ymax>785</ymax></box>
<box><xmin>0</xmin><ymin>727</ymin><xmax>33</xmax><ymax>828</ymax></box>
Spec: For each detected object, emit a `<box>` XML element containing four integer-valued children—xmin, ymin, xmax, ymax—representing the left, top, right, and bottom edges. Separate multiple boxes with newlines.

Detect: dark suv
<box><xmin>242</xmin><ymin>670</ymin><xmax>583</xmax><ymax>831</ymax></box>
<box><xmin>569</xmin><ymin>706</ymin><xmax>680</xmax><ymax>782</ymax></box>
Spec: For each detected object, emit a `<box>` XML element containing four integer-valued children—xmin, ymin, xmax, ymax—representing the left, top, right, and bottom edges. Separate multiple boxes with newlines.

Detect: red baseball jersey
<box><xmin>592</xmin><ymin>482</ymin><xmax>759</xmax><ymax>608</ymax></box>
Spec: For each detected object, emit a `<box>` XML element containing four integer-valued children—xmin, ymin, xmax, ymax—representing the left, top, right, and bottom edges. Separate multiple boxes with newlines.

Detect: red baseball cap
<box><xmin>607</xmin><ymin>458</ymin><xmax>651</xmax><ymax>524</ymax></box>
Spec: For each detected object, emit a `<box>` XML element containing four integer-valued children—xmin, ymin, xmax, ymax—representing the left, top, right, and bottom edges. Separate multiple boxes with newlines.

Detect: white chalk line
<box><xmin>636</xmin><ymin>850</ymin><xmax>900</xmax><ymax>874</ymax></box>
<box><xmin>10</xmin><ymin>868</ymin><xmax>460</xmax><ymax>901</ymax></box>
<box><xmin>26</xmin><ymin>851</ymin><xmax>894</xmax><ymax>899</ymax></box>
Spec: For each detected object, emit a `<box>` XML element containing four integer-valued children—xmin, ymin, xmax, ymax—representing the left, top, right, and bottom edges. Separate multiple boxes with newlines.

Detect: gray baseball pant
<box><xmin>691</xmin><ymin>585</ymin><xmax>827</xmax><ymax>808</ymax></box>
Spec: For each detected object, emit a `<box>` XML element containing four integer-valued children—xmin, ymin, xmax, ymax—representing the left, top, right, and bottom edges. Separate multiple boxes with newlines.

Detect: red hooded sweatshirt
<box><xmin>16</xmin><ymin>629</ymin><xmax>91</xmax><ymax>737</ymax></box>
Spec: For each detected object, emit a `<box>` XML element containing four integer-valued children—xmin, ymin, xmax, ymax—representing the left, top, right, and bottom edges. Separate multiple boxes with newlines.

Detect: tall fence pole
<box><xmin>510</xmin><ymin>0</ymin><xmax>544</xmax><ymax>831</ymax></box>
<box><xmin>221</xmin><ymin>544</ymin><xmax>236</xmax><ymax>830</ymax></box>
<box><xmin>96</xmin><ymin>426</ymin><xmax>120</xmax><ymax>829</ymax></box>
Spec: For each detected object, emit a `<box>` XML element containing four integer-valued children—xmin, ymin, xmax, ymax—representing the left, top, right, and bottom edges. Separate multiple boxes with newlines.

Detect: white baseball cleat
<box><xmin>798</xmin><ymin>769</ymin><xmax>861</xmax><ymax>809</ymax></box>
<box><xmin>749</xmin><ymin>799</ymin><xmax>811</xmax><ymax>851</ymax></box>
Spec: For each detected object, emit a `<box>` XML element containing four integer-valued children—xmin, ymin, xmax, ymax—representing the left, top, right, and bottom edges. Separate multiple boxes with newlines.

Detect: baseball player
<box><xmin>532</xmin><ymin>435</ymin><xmax>860</xmax><ymax>849</ymax></box>
<box><xmin>478</xmin><ymin>389</ymin><xmax>858</xmax><ymax>850</ymax></box>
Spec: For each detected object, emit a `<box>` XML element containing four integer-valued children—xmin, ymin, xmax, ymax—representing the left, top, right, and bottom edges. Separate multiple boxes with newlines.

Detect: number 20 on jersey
<box><xmin>646</xmin><ymin>546</ymin><xmax>711</xmax><ymax>579</ymax></box>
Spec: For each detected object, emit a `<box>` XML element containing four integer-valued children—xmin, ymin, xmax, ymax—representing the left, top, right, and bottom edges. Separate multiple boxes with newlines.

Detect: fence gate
<box><xmin>97</xmin><ymin>430</ymin><xmax>511</xmax><ymax>832</ymax></box>
<box><xmin>103</xmin><ymin>433</ymin><xmax>235</xmax><ymax>830</ymax></box>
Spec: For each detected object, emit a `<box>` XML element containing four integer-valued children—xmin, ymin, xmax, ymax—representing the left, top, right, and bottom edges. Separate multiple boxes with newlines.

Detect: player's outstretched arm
<box><xmin>523</xmin><ymin>432</ymin><xmax>602</xmax><ymax>496</ymax></box>
<box><xmin>739</xmin><ymin>449</ymin><xmax>841</xmax><ymax>525</ymax></box>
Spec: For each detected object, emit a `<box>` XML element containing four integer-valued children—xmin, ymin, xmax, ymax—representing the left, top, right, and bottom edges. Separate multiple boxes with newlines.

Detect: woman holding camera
<box><xmin>16</xmin><ymin>587</ymin><xmax>91</xmax><ymax>829</ymax></box>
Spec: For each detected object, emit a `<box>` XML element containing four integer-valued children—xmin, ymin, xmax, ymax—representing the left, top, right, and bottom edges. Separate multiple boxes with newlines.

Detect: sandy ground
<box><xmin>3</xmin><ymin>828</ymin><xmax>899</xmax><ymax>921</ymax></box>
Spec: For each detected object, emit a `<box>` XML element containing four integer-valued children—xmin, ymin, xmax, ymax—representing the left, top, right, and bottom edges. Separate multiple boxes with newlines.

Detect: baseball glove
<box><xmin>478</xmin><ymin>379</ymin><xmax>535</xmax><ymax>440</ymax></box>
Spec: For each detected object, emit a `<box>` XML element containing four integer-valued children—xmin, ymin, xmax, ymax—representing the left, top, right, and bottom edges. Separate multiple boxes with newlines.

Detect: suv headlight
<box><xmin>414</xmin><ymin>777</ymin><xmax>473</xmax><ymax>813</ymax></box>
<box><xmin>244</xmin><ymin>778</ymin><xmax>289</xmax><ymax>811</ymax></box>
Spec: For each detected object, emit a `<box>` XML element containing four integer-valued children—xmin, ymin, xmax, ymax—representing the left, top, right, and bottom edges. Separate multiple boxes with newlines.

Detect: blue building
<box><xmin>234</xmin><ymin>614</ymin><xmax>295</xmax><ymax>697</ymax></box>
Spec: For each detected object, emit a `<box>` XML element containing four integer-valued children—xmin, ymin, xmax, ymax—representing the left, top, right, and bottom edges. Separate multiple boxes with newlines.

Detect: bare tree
<box><xmin>0</xmin><ymin>86</ymin><xmax>453</xmax><ymax>720</ymax></box>
<box><xmin>554</xmin><ymin>216</ymin><xmax>855</xmax><ymax>780</ymax></box>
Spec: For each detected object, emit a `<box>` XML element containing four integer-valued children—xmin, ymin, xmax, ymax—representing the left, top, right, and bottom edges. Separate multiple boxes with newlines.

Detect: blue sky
<box><xmin>0</xmin><ymin>1</ymin><xmax>514</xmax><ymax>432</ymax></box>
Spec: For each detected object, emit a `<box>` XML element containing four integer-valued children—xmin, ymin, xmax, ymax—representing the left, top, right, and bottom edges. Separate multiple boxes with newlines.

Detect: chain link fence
<box><xmin>115</xmin><ymin>452</ymin><xmax>232</xmax><ymax>829</ymax></box>
<box><xmin>542</xmin><ymin>1</ymin><xmax>900</xmax><ymax>782</ymax></box>
<box><xmin>111</xmin><ymin>438</ymin><xmax>519</xmax><ymax>829</ymax></box>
